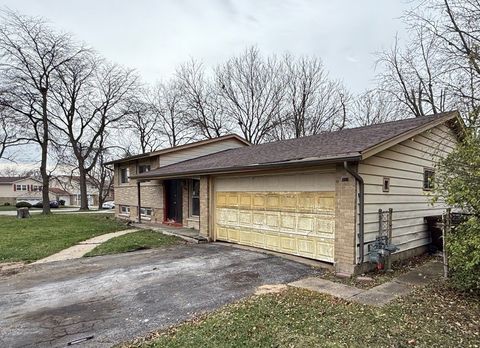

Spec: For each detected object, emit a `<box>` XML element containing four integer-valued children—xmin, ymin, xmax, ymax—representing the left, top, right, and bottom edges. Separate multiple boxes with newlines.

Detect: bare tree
<box><xmin>215</xmin><ymin>47</ymin><xmax>286</xmax><ymax>144</ymax></box>
<box><xmin>150</xmin><ymin>80</ymin><xmax>192</xmax><ymax>147</ymax></box>
<box><xmin>87</xmin><ymin>149</ymin><xmax>114</xmax><ymax>209</ymax></box>
<box><xmin>121</xmin><ymin>89</ymin><xmax>165</xmax><ymax>154</ymax></box>
<box><xmin>0</xmin><ymin>10</ymin><xmax>83</xmax><ymax>213</ymax></box>
<box><xmin>351</xmin><ymin>89</ymin><xmax>402</xmax><ymax>127</ymax></box>
<box><xmin>52</xmin><ymin>55</ymin><xmax>138</xmax><ymax>210</ymax></box>
<box><xmin>376</xmin><ymin>31</ymin><xmax>447</xmax><ymax>118</ymax></box>
<box><xmin>176</xmin><ymin>60</ymin><xmax>231</xmax><ymax>138</ymax></box>
<box><xmin>278</xmin><ymin>55</ymin><xmax>350</xmax><ymax>139</ymax></box>
<box><xmin>0</xmin><ymin>103</ymin><xmax>24</xmax><ymax>161</ymax></box>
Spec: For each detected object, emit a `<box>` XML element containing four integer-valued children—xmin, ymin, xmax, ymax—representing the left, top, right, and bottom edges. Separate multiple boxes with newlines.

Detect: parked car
<box><xmin>33</xmin><ymin>201</ymin><xmax>60</xmax><ymax>208</ymax></box>
<box><xmin>102</xmin><ymin>201</ymin><xmax>115</xmax><ymax>209</ymax></box>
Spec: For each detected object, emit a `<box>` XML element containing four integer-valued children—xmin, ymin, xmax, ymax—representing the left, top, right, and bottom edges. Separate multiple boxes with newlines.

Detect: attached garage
<box><xmin>132</xmin><ymin>112</ymin><xmax>461</xmax><ymax>275</ymax></box>
<box><xmin>214</xmin><ymin>170</ymin><xmax>336</xmax><ymax>262</ymax></box>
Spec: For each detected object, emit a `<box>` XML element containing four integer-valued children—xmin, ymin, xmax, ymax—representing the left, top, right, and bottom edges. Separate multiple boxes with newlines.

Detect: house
<box><xmin>51</xmin><ymin>175</ymin><xmax>110</xmax><ymax>207</ymax></box>
<box><xmin>106</xmin><ymin>134</ymin><xmax>250</xmax><ymax>228</ymax></box>
<box><xmin>110</xmin><ymin>112</ymin><xmax>461</xmax><ymax>274</ymax></box>
<box><xmin>0</xmin><ymin>177</ymin><xmax>69</xmax><ymax>205</ymax></box>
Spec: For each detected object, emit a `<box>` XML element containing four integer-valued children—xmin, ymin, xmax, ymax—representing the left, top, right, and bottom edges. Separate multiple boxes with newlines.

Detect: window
<box><xmin>140</xmin><ymin>207</ymin><xmax>153</xmax><ymax>217</ymax></box>
<box><xmin>423</xmin><ymin>168</ymin><xmax>435</xmax><ymax>191</ymax></box>
<box><xmin>191</xmin><ymin>179</ymin><xmax>200</xmax><ymax>216</ymax></box>
<box><xmin>138</xmin><ymin>164</ymin><xmax>151</xmax><ymax>174</ymax></box>
<box><xmin>16</xmin><ymin>184</ymin><xmax>27</xmax><ymax>191</ymax></box>
<box><xmin>120</xmin><ymin>168</ymin><xmax>130</xmax><ymax>184</ymax></box>
<box><xmin>382</xmin><ymin>177</ymin><xmax>390</xmax><ymax>192</ymax></box>
<box><xmin>32</xmin><ymin>185</ymin><xmax>42</xmax><ymax>191</ymax></box>
<box><xmin>120</xmin><ymin>205</ymin><xmax>130</xmax><ymax>215</ymax></box>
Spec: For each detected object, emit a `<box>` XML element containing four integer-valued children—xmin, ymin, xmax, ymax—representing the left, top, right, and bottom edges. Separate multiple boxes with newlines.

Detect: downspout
<box><xmin>343</xmin><ymin>161</ymin><xmax>365</xmax><ymax>264</ymax></box>
<box><xmin>137</xmin><ymin>181</ymin><xmax>142</xmax><ymax>223</ymax></box>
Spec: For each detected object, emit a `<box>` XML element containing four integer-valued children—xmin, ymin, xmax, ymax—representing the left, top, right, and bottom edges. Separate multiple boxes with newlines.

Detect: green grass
<box><xmin>123</xmin><ymin>282</ymin><xmax>480</xmax><ymax>348</ymax></box>
<box><xmin>0</xmin><ymin>213</ymin><xmax>128</xmax><ymax>263</ymax></box>
<box><xmin>85</xmin><ymin>230</ymin><xmax>183</xmax><ymax>257</ymax></box>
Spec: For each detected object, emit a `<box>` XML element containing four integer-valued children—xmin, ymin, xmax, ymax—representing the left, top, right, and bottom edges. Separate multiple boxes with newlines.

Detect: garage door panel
<box><xmin>215</xmin><ymin>189</ymin><xmax>335</xmax><ymax>263</ymax></box>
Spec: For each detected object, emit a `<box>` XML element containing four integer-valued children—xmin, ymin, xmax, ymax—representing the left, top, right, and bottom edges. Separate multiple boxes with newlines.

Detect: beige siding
<box><xmin>358</xmin><ymin>123</ymin><xmax>458</xmax><ymax>256</ymax></box>
<box><xmin>160</xmin><ymin>139</ymin><xmax>245</xmax><ymax>167</ymax></box>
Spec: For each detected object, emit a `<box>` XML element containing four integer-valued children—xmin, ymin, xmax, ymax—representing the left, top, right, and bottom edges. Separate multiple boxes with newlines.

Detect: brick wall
<box><xmin>199</xmin><ymin>176</ymin><xmax>210</xmax><ymax>238</ymax></box>
<box><xmin>334</xmin><ymin>164</ymin><xmax>357</xmax><ymax>274</ymax></box>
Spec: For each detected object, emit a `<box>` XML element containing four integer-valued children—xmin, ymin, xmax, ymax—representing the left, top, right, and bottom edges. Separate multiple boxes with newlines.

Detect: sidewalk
<box><xmin>289</xmin><ymin>260</ymin><xmax>443</xmax><ymax>306</ymax></box>
<box><xmin>33</xmin><ymin>229</ymin><xmax>139</xmax><ymax>264</ymax></box>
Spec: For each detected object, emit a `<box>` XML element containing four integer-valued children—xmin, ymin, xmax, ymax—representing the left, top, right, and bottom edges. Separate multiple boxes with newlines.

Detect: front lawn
<box><xmin>0</xmin><ymin>213</ymin><xmax>128</xmax><ymax>263</ymax></box>
<box><xmin>85</xmin><ymin>230</ymin><xmax>183</xmax><ymax>257</ymax></box>
<box><xmin>124</xmin><ymin>281</ymin><xmax>480</xmax><ymax>348</ymax></box>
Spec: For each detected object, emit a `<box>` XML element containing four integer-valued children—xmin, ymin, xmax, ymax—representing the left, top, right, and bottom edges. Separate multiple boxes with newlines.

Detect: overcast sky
<box><xmin>0</xmin><ymin>0</ymin><xmax>410</xmax><ymax>93</ymax></box>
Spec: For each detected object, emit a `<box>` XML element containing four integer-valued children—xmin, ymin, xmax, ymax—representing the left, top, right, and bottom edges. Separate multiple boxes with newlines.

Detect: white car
<box><xmin>102</xmin><ymin>201</ymin><xmax>115</xmax><ymax>209</ymax></box>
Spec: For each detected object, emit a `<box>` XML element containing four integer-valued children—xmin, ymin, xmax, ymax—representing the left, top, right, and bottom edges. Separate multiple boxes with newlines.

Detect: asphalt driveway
<box><xmin>0</xmin><ymin>243</ymin><xmax>320</xmax><ymax>348</ymax></box>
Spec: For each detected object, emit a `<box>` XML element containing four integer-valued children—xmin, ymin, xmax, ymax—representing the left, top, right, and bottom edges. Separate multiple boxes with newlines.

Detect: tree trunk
<box><xmin>40</xmin><ymin>92</ymin><xmax>51</xmax><ymax>215</ymax></box>
<box><xmin>78</xmin><ymin>166</ymin><xmax>89</xmax><ymax>211</ymax></box>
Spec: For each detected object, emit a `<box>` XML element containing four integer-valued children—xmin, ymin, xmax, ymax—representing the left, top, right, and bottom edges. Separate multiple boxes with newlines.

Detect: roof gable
<box><xmin>105</xmin><ymin>134</ymin><xmax>250</xmax><ymax>165</ymax></box>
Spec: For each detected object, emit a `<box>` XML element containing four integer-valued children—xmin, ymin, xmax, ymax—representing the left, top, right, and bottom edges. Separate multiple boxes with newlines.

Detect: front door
<box><xmin>165</xmin><ymin>179</ymin><xmax>182</xmax><ymax>222</ymax></box>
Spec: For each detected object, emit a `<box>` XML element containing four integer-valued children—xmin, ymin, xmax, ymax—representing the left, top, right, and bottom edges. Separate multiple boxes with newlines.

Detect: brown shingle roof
<box><xmin>0</xmin><ymin>176</ymin><xmax>28</xmax><ymax>184</ymax></box>
<box><xmin>134</xmin><ymin>112</ymin><xmax>459</xmax><ymax>179</ymax></box>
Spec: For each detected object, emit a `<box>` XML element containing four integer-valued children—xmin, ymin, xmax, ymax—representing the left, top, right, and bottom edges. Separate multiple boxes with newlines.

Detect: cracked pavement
<box><xmin>0</xmin><ymin>243</ymin><xmax>319</xmax><ymax>347</ymax></box>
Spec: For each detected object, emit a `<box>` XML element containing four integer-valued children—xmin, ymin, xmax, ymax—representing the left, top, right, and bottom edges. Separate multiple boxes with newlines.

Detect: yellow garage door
<box><xmin>215</xmin><ymin>191</ymin><xmax>335</xmax><ymax>262</ymax></box>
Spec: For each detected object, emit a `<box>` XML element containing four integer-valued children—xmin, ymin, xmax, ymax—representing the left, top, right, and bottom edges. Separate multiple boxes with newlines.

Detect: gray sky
<box><xmin>0</xmin><ymin>0</ymin><xmax>410</xmax><ymax>93</ymax></box>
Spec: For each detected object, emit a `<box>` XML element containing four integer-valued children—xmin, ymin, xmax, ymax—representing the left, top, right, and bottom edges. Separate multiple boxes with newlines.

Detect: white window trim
<box><xmin>140</xmin><ymin>207</ymin><xmax>153</xmax><ymax>220</ymax></box>
<box><xmin>119</xmin><ymin>205</ymin><xmax>130</xmax><ymax>216</ymax></box>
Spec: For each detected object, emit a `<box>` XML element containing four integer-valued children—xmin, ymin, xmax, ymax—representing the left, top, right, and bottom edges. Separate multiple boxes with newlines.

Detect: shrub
<box><xmin>33</xmin><ymin>201</ymin><xmax>43</xmax><ymax>208</ymax></box>
<box><xmin>59</xmin><ymin>199</ymin><xmax>65</xmax><ymax>206</ymax></box>
<box><xmin>16</xmin><ymin>201</ymin><xmax>32</xmax><ymax>209</ymax></box>
<box><xmin>435</xmin><ymin>134</ymin><xmax>480</xmax><ymax>291</ymax></box>
<box><xmin>447</xmin><ymin>217</ymin><xmax>480</xmax><ymax>292</ymax></box>
<box><xmin>3</xmin><ymin>202</ymin><xmax>10</xmax><ymax>206</ymax></box>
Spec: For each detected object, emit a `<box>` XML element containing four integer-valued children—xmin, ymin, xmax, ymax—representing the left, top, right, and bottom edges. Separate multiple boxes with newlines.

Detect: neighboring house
<box><xmin>51</xmin><ymin>175</ymin><xmax>109</xmax><ymax>207</ymax></box>
<box><xmin>110</xmin><ymin>112</ymin><xmax>461</xmax><ymax>275</ymax></box>
<box><xmin>0</xmin><ymin>177</ymin><xmax>68</xmax><ymax>205</ymax></box>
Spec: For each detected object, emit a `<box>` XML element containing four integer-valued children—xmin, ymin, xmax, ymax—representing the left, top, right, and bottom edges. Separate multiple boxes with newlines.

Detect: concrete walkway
<box><xmin>289</xmin><ymin>260</ymin><xmax>443</xmax><ymax>307</ymax></box>
<box><xmin>33</xmin><ymin>229</ymin><xmax>139</xmax><ymax>264</ymax></box>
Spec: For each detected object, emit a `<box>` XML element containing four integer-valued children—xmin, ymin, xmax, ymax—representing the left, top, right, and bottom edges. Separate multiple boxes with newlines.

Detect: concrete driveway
<box><xmin>0</xmin><ymin>244</ymin><xmax>320</xmax><ymax>348</ymax></box>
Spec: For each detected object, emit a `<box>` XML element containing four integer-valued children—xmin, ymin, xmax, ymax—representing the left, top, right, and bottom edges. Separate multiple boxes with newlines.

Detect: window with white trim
<box><xmin>140</xmin><ymin>207</ymin><xmax>153</xmax><ymax>218</ymax></box>
<box><xmin>16</xmin><ymin>184</ymin><xmax>28</xmax><ymax>191</ymax></box>
<box><xmin>120</xmin><ymin>205</ymin><xmax>130</xmax><ymax>215</ymax></box>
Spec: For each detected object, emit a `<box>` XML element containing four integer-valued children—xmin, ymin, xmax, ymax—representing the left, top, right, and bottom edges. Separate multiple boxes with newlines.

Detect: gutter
<box><xmin>132</xmin><ymin>154</ymin><xmax>362</xmax><ymax>181</ymax></box>
<box><xmin>343</xmin><ymin>161</ymin><xmax>365</xmax><ymax>265</ymax></box>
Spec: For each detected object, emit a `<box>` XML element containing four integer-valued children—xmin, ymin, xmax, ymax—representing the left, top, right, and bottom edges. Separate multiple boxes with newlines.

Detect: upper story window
<box><xmin>138</xmin><ymin>164</ymin><xmax>151</xmax><ymax>174</ymax></box>
<box><xmin>15</xmin><ymin>184</ymin><xmax>27</xmax><ymax>191</ymax></box>
<box><xmin>423</xmin><ymin>168</ymin><xmax>435</xmax><ymax>191</ymax></box>
<box><xmin>120</xmin><ymin>168</ymin><xmax>130</xmax><ymax>184</ymax></box>
<box><xmin>32</xmin><ymin>185</ymin><xmax>42</xmax><ymax>191</ymax></box>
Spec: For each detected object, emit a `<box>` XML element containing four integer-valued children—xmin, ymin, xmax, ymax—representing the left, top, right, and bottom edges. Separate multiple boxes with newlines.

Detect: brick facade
<box><xmin>199</xmin><ymin>176</ymin><xmax>210</xmax><ymax>238</ymax></box>
<box><xmin>334</xmin><ymin>164</ymin><xmax>358</xmax><ymax>274</ymax></box>
<box><xmin>115</xmin><ymin>161</ymin><xmax>164</xmax><ymax>223</ymax></box>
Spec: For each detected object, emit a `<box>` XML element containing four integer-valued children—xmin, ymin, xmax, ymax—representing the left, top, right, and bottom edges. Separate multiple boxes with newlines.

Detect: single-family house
<box><xmin>0</xmin><ymin>176</ymin><xmax>69</xmax><ymax>205</ymax></box>
<box><xmin>109</xmin><ymin>112</ymin><xmax>461</xmax><ymax>274</ymax></box>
